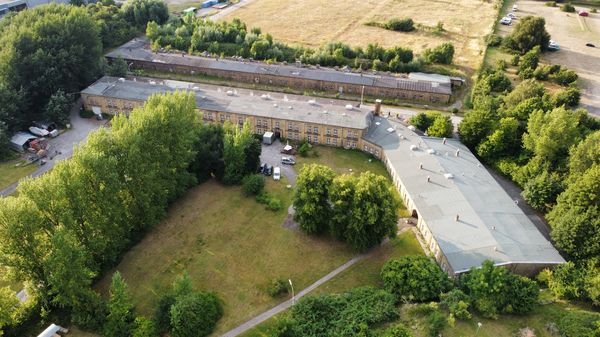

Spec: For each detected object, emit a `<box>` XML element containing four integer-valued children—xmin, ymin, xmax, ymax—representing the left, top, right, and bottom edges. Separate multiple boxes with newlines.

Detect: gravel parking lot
<box><xmin>259</xmin><ymin>139</ymin><xmax>298</xmax><ymax>186</ymax></box>
<box><xmin>506</xmin><ymin>1</ymin><xmax>600</xmax><ymax>116</ymax></box>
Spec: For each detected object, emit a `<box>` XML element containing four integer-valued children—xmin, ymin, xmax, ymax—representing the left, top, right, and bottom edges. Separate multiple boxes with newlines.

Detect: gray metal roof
<box><xmin>106</xmin><ymin>38</ymin><xmax>452</xmax><ymax>95</ymax></box>
<box><xmin>10</xmin><ymin>131</ymin><xmax>37</xmax><ymax>146</ymax></box>
<box><xmin>82</xmin><ymin>76</ymin><xmax>372</xmax><ymax>129</ymax></box>
<box><xmin>364</xmin><ymin>117</ymin><xmax>565</xmax><ymax>273</ymax></box>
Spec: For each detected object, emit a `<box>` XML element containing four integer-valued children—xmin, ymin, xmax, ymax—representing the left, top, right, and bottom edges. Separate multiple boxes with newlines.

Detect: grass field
<box><xmin>220</xmin><ymin>0</ymin><xmax>500</xmax><ymax>72</ymax></box>
<box><xmin>91</xmin><ymin>147</ymin><xmax>409</xmax><ymax>336</ymax></box>
<box><xmin>0</xmin><ymin>159</ymin><xmax>37</xmax><ymax>191</ymax></box>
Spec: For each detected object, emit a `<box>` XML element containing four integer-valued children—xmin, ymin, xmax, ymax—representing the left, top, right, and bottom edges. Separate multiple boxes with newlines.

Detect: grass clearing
<box><xmin>220</xmin><ymin>0</ymin><xmax>500</xmax><ymax>72</ymax></box>
<box><xmin>0</xmin><ymin>159</ymin><xmax>37</xmax><ymax>191</ymax></box>
<box><xmin>95</xmin><ymin>178</ymin><xmax>356</xmax><ymax>335</ymax></box>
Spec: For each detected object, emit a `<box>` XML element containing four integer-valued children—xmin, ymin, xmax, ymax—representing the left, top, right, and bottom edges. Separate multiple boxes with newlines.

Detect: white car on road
<box><xmin>273</xmin><ymin>166</ymin><xmax>281</xmax><ymax>181</ymax></box>
<box><xmin>500</xmin><ymin>17</ymin><xmax>512</xmax><ymax>25</ymax></box>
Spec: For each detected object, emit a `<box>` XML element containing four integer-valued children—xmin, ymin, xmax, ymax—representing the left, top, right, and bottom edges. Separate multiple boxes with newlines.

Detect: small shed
<box><xmin>10</xmin><ymin>132</ymin><xmax>37</xmax><ymax>152</ymax></box>
<box><xmin>37</xmin><ymin>323</ymin><xmax>67</xmax><ymax>337</ymax></box>
<box><xmin>263</xmin><ymin>131</ymin><xmax>275</xmax><ymax>145</ymax></box>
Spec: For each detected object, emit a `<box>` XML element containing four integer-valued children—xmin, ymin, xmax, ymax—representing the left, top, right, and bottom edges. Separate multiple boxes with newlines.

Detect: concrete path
<box><xmin>220</xmin><ymin>253</ymin><xmax>367</xmax><ymax>337</ymax></box>
<box><xmin>0</xmin><ymin>100</ymin><xmax>103</xmax><ymax>197</ymax></box>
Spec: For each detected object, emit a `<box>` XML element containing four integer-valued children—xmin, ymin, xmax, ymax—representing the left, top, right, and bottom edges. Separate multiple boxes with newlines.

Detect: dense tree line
<box><xmin>146</xmin><ymin>17</ymin><xmax>454</xmax><ymax>74</ymax></box>
<box><xmin>0</xmin><ymin>0</ymin><xmax>169</xmax><ymax>160</ymax></box>
<box><xmin>293</xmin><ymin>164</ymin><xmax>400</xmax><ymax>251</ymax></box>
<box><xmin>460</xmin><ymin>15</ymin><xmax>600</xmax><ymax>308</ymax></box>
<box><xmin>0</xmin><ymin>92</ymin><xmax>200</xmax><ymax>334</ymax></box>
<box><xmin>408</xmin><ymin>111</ymin><xmax>453</xmax><ymax>137</ymax></box>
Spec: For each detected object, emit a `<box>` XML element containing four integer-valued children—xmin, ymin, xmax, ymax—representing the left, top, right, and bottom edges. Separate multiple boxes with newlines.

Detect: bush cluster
<box><xmin>242</xmin><ymin>174</ymin><xmax>265</xmax><ymax>196</ymax></box>
<box><xmin>267</xmin><ymin>278</ymin><xmax>289</xmax><ymax>297</ymax></box>
<box><xmin>381</xmin><ymin>256</ymin><xmax>452</xmax><ymax>302</ymax></box>
<box><xmin>384</xmin><ymin>18</ymin><xmax>416</xmax><ymax>32</ymax></box>
<box><xmin>256</xmin><ymin>191</ymin><xmax>283</xmax><ymax>211</ymax></box>
<box><xmin>408</xmin><ymin>111</ymin><xmax>454</xmax><ymax>137</ymax></box>
<box><xmin>560</xmin><ymin>3</ymin><xmax>576</xmax><ymax>12</ymax></box>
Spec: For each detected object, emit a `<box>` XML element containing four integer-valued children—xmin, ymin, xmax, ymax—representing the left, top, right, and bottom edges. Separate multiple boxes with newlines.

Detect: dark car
<box><xmin>586</xmin><ymin>43</ymin><xmax>596</xmax><ymax>48</ymax></box>
<box><xmin>264</xmin><ymin>165</ymin><xmax>273</xmax><ymax>176</ymax></box>
<box><xmin>258</xmin><ymin>163</ymin><xmax>267</xmax><ymax>174</ymax></box>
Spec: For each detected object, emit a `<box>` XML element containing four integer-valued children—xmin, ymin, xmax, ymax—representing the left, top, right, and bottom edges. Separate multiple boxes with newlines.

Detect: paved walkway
<box><xmin>220</xmin><ymin>253</ymin><xmax>367</xmax><ymax>337</ymax></box>
<box><xmin>0</xmin><ymin>100</ymin><xmax>103</xmax><ymax>197</ymax></box>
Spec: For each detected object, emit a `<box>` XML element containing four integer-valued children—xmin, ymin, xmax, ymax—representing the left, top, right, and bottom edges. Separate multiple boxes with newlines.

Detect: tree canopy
<box><xmin>293</xmin><ymin>164</ymin><xmax>336</xmax><ymax>235</ymax></box>
<box><xmin>381</xmin><ymin>255</ymin><xmax>451</xmax><ymax>302</ymax></box>
<box><xmin>504</xmin><ymin>16</ymin><xmax>551</xmax><ymax>54</ymax></box>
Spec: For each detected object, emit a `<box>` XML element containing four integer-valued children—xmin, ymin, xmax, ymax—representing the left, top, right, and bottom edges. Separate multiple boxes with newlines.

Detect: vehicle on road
<box><xmin>281</xmin><ymin>157</ymin><xmax>296</xmax><ymax>165</ymax></box>
<box><xmin>264</xmin><ymin>165</ymin><xmax>273</xmax><ymax>176</ymax></box>
<box><xmin>579</xmin><ymin>10</ymin><xmax>589</xmax><ymax>17</ymax></box>
<box><xmin>507</xmin><ymin>12</ymin><xmax>517</xmax><ymax>19</ymax></box>
<box><xmin>500</xmin><ymin>17</ymin><xmax>512</xmax><ymax>25</ymax></box>
<box><xmin>273</xmin><ymin>167</ymin><xmax>281</xmax><ymax>181</ymax></box>
<box><xmin>586</xmin><ymin>43</ymin><xmax>596</xmax><ymax>48</ymax></box>
<box><xmin>548</xmin><ymin>40</ymin><xmax>561</xmax><ymax>51</ymax></box>
<box><xmin>512</xmin><ymin>4</ymin><xmax>518</xmax><ymax>11</ymax></box>
<box><xmin>258</xmin><ymin>163</ymin><xmax>267</xmax><ymax>174</ymax></box>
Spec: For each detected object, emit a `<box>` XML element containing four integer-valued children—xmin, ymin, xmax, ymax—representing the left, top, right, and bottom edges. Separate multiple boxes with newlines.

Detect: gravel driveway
<box><xmin>259</xmin><ymin>139</ymin><xmax>298</xmax><ymax>186</ymax></box>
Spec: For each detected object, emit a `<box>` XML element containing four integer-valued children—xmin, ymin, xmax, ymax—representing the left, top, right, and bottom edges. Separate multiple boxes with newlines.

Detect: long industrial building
<box><xmin>363</xmin><ymin>117</ymin><xmax>565</xmax><ymax>276</ymax></box>
<box><xmin>80</xmin><ymin>76</ymin><xmax>564</xmax><ymax>276</ymax></box>
<box><xmin>106</xmin><ymin>38</ymin><xmax>456</xmax><ymax>104</ymax></box>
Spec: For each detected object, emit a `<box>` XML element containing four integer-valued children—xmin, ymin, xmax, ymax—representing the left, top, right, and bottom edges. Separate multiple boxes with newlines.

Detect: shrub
<box><xmin>550</xmin><ymin>68</ymin><xmax>578</xmax><ymax>86</ymax></box>
<box><xmin>552</xmin><ymin>86</ymin><xmax>581</xmax><ymax>107</ymax></box>
<box><xmin>256</xmin><ymin>191</ymin><xmax>283</xmax><ymax>212</ymax></box>
<box><xmin>298</xmin><ymin>142</ymin><xmax>310</xmax><ymax>157</ymax></box>
<box><xmin>440</xmin><ymin>289</ymin><xmax>472</xmax><ymax>320</ymax></box>
<box><xmin>385</xmin><ymin>18</ymin><xmax>415</xmax><ymax>32</ymax></box>
<box><xmin>381</xmin><ymin>255</ymin><xmax>452</xmax><ymax>302</ymax></box>
<box><xmin>383</xmin><ymin>324</ymin><xmax>413</xmax><ymax>337</ymax></box>
<box><xmin>242</xmin><ymin>174</ymin><xmax>265</xmax><ymax>196</ymax></box>
<box><xmin>423</xmin><ymin>43</ymin><xmax>454</xmax><ymax>64</ymax></box>
<box><xmin>510</xmin><ymin>54</ymin><xmax>520</xmax><ymax>66</ymax></box>
<box><xmin>591</xmin><ymin>8</ymin><xmax>598</xmax><ymax>13</ymax></box>
<box><xmin>561</xmin><ymin>3</ymin><xmax>576</xmax><ymax>12</ymax></box>
<box><xmin>557</xmin><ymin>311</ymin><xmax>600</xmax><ymax>337</ymax></box>
<box><xmin>545</xmin><ymin>1</ymin><xmax>556</xmax><ymax>6</ymax></box>
<box><xmin>486</xmin><ymin>34</ymin><xmax>503</xmax><ymax>47</ymax></box>
<box><xmin>267</xmin><ymin>198</ymin><xmax>283</xmax><ymax>211</ymax></box>
<box><xmin>426</xmin><ymin>311</ymin><xmax>447</xmax><ymax>337</ymax></box>
<box><xmin>267</xmin><ymin>278</ymin><xmax>289</xmax><ymax>297</ymax></box>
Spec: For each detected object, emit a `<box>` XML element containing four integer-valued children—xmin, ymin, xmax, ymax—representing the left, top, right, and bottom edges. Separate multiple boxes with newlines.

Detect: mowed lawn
<box><xmin>220</xmin><ymin>0</ymin><xmax>498</xmax><ymax>71</ymax></box>
<box><xmin>0</xmin><ymin>159</ymin><xmax>37</xmax><ymax>190</ymax></box>
<box><xmin>95</xmin><ymin>177</ymin><xmax>356</xmax><ymax>335</ymax></box>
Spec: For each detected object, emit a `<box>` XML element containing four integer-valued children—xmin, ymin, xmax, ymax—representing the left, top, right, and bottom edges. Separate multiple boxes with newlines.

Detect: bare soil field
<box><xmin>509</xmin><ymin>1</ymin><xmax>600</xmax><ymax>116</ymax></box>
<box><xmin>219</xmin><ymin>0</ymin><xmax>500</xmax><ymax>72</ymax></box>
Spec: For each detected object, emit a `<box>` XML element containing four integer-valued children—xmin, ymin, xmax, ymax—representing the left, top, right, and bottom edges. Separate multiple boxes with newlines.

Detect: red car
<box><xmin>579</xmin><ymin>11</ymin><xmax>589</xmax><ymax>17</ymax></box>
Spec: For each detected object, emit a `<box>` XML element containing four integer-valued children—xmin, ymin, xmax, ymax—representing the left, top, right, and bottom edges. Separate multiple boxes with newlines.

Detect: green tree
<box><xmin>423</xmin><ymin>43</ymin><xmax>454</xmax><ymax>64</ymax></box>
<box><xmin>0</xmin><ymin>4</ymin><xmax>102</xmax><ymax>124</ymax></box>
<box><xmin>522</xmin><ymin>171</ymin><xmax>564</xmax><ymax>212</ymax></box>
<box><xmin>568</xmin><ymin>130</ymin><xmax>600</xmax><ymax>178</ymax></box>
<box><xmin>381</xmin><ymin>255</ymin><xmax>451</xmax><ymax>302</ymax></box>
<box><xmin>0</xmin><ymin>84</ymin><xmax>25</xmax><ymax>131</ymax></box>
<box><xmin>518</xmin><ymin>46</ymin><xmax>540</xmax><ymax>79</ymax></box>
<box><xmin>107</xmin><ymin>57</ymin><xmax>129</xmax><ymax>77</ymax></box>
<box><xmin>458</xmin><ymin>108</ymin><xmax>497</xmax><ymax>149</ymax></box>
<box><xmin>330</xmin><ymin>172</ymin><xmax>399</xmax><ymax>251</ymax></box>
<box><xmin>440</xmin><ymin>289</ymin><xmax>471</xmax><ymax>320</ymax></box>
<box><xmin>504</xmin><ymin>16</ymin><xmax>551</xmax><ymax>53</ymax></box>
<box><xmin>426</xmin><ymin>115</ymin><xmax>453</xmax><ymax>137</ymax></box>
<box><xmin>548</xmin><ymin>165</ymin><xmax>600</xmax><ymax>261</ymax></box>
<box><xmin>122</xmin><ymin>0</ymin><xmax>168</xmax><ymax>27</ymax></box>
<box><xmin>293</xmin><ymin>164</ymin><xmax>336</xmax><ymax>235</ymax></box>
<box><xmin>0</xmin><ymin>286</ymin><xmax>19</xmax><ymax>333</ymax></box>
<box><xmin>189</xmin><ymin>123</ymin><xmax>224</xmax><ymax>182</ymax></box>
<box><xmin>132</xmin><ymin>316</ymin><xmax>157</xmax><ymax>337</ymax></box>
<box><xmin>170</xmin><ymin>292</ymin><xmax>223</xmax><ymax>337</ymax></box>
<box><xmin>550</xmin><ymin>68</ymin><xmax>578</xmax><ymax>86</ymax></box>
<box><xmin>87</xmin><ymin>2</ymin><xmax>137</xmax><ymax>48</ymax></box>
<box><xmin>242</xmin><ymin>174</ymin><xmax>265</xmax><ymax>196</ymax></box>
<box><xmin>503</xmin><ymin>79</ymin><xmax>546</xmax><ymax>109</ymax></box>
<box><xmin>552</xmin><ymin>86</ymin><xmax>580</xmax><ymax>107</ymax></box>
<box><xmin>0</xmin><ymin>121</ymin><xmax>11</xmax><ymax>161</ymax></box>
<box><xmin>408</xmin><ymin>112</ymin><xmax>434</xmax><ymax>132</ymax></box>
<box><xmin>476</xmin><ymin>117</ymin><xmax>520</xmax><ymax>160</ymax></box>
<box><xmin>44</xmin><ymin>90</ymin><xmax>72</xmax><ymax>127</ymax></box>
<box><xmin>222</xmin><ymin>121</ymin><xmax>257</xmax><ymax>185</ymax></box>
<box><xmin>105</xmin><ymin>272</ymin><xmax>135</xmax><ymax>337</ymax></box>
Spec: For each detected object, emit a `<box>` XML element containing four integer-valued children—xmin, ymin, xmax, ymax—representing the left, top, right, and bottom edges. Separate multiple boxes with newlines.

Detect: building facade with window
<box><xmin>81</xmin><ymin>76</ymin><xmax>369</xmax><ymax>150</ymax></box>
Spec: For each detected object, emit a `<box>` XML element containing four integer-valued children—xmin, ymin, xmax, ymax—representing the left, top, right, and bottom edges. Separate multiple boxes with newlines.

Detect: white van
<box><xmin>273</xmin><ymin>166</ymin><xmax>281</xmax><ymax>181</ymax></box>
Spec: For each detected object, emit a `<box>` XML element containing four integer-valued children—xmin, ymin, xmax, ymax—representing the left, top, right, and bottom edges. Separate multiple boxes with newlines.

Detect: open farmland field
<box><xmin>219</xmin><ymin>0</ymin><xmax>500</xmax><ymax>72</ymax></box>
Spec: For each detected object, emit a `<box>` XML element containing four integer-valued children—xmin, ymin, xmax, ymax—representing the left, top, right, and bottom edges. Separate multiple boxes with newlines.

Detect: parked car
<box><xmin>33</xmin><ymin>121</ymin><xmax>57</xmax><ymax>132</ymax></box>
<box><xmin>273</xmin><ymin>167</ymin><xmax>281</xmax><ymax>181</ymax></box>
<box><xmin>586</xmin><ymin>43</ymin><xmax>596</xmax><ymax>48</ymax></box>
<box><xmin>548</xmin><ymin>40</ymin><xmax>561</xmax><ymax>51</ymax></box>
<box><xmin>507</xmin><ymin>12</ymin><xmax>517</xmax><ymax>19</ymax></box>
<box><xmin>579</xmin><ymin>10</ymin><xmax>589</xmax><ymax>17</ymax></box>
<box><xmin>258</xmin><ymin>163</ymin><xmax>267</xmax><ymax>174</ymax></box>
<box><xmin>500</xmin><ymin>17</ymin><xmax>512</xmax><ymax>25</ymax></box>
<box><xmin>264</xmin><ymin>165</ymin><xmax>273</xmax><ymax>176</ymax></box>
<box><xmin>512</xmin><ymin>4</ymin><xmax>518</xmax><ymax>11</ymax></box>
<box><xmin>281</xmin><ymin>157</ymin><xmax>296</xmax><ymax>165</ymax></box>
<box><xmin>29</xmin><ymin>126</ymin><xmax>49</xmax><ymax>137</ymax></box>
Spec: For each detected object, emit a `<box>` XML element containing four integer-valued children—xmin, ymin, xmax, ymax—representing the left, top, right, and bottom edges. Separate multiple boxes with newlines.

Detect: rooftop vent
<box><xmin>283</xmin><ymin>95</ymin><xmax>289</xmax><ymax>102</ymax></box>
<box><xmin>288</xmin><ymin>106</ymin><xmax>293</xmax><ymax>109</ymax></box>
<box><xmin>261</xmin><ymin>94</ymin><xmax>271</xmax><ymax>100</ymax></box>
<box><xmin>442</xmin><ymin>137</ymin><xmax>447</xmax><ymax>145</ymax></box>
<box><xmin>455</xmin><ymin>214</ymin><xmax>460</xmax><ymax>222</ymax></box>
<box><xmin>118</xmin><ymin>78</ymin><xmax>125</xmax><ymax>82</ymax></box>
<box><xmin>226</xmin><ymin>90</ymin><xmax>234</xmax><ymax>96</ymax></box>
<box><xmin>455</xmin><ymin>149</ymin><xmax>460</xmax><ymax>157</ymax></box>
<box><xmin>408</xmin><ymin>125</ymin><xmax>416</xmax><ymax>131</ymax></box>
<box><xmin>419</xmin><ymin>162</ymin><xmax>423</xmax><ymax>169</ymax></box>
<box><xmin>444</xmin><ymin>173</ymin><xmax>454</xmax><ymax>179</ymax></box>
<box><xmin>375</xmin><ymin>122</ymin><xmax>381</xmax><ymax>126</ymax></box>
<box><xmin>426</xmin><ymin>176</ymin><xmax>431</xmax><ymax>183</ymax></box>
<box><xmin>427</xmin><ymin>149</ymin><xmax>436</xmax><ymax>155</ymax></box>
<box><xmin>273</xmin><ymin>103</ymin><xmax>278</xmax><ymax>107</ymax></box>
<box><xmin>149</xmin><ymin>80</ymin><xmax>156</xmax><ymax>85</ymax></box>
<box><xmin>387</xmin><ymin>127</ymin><xmax>394</xmax><ymax>133</ymax></box>
<box><xmin>345</xmin><ymin>104</ymin><xmax>353</xmax><ymax>110</ymax></box>
<box><xmin>410</xmin><ymin>145</ymin><xmax>418</xmax><ymax>151</ymax></box>
<box><xmin>308</xmin><ymin>99</ymin><xmax>317</xmax><ymax>105</ymax></box>
<box><xmin>342</xmin><ymin>113</ymin><xmax>347</xmax><ymax>117</ymax></box>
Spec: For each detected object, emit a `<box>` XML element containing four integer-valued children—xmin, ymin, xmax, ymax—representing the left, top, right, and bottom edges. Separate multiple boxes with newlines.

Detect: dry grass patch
<box><xmin>220</xmin><ymin>0</ymin><xmax>499</xmax><ymax>71</ymax></box>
